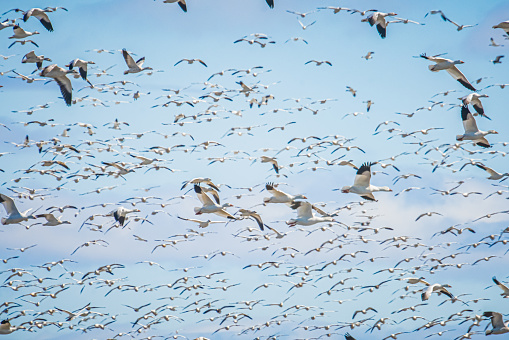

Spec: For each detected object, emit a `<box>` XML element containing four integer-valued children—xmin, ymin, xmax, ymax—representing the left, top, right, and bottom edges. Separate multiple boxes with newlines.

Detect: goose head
<box><xmin>378</xmin><ymin>186</ymin><xmax>392</xmax><ymax>192</ymax></box>
<box><xmin>341</xmin><ymin>186</ymin><xmax>351</xmax><ymax>193</ymax></box>
<box><xmin>293</xmin><ymin>194</ymin><xmax>307</xmax><ymax>200</ymax></box>
<box><xmin>487</xmin><ymin>130</ymin><xmax>498</xmax><ymax>135</ymax></box>
<box><xmin>453</xmin><ymin>60</ymin><xmax>465</xmax><ymax>65</ymax></box>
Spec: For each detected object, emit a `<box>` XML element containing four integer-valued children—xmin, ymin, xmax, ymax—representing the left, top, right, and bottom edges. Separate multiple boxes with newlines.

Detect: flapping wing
<box><xmin>461</xmin><ymin>106</ymin><xmax>478</xmax><ymax>133</ymax></box>
<box><xmin>446</xmin><ymin>66</ymin><xmax>476</xmax><ymax>91</ymax></box>
<box><xmin>353</xmin><ymin>163</ymin><xmax>372</xmax><ymax>187</ymax></box>
<box><xmin>0</xmin><ymin>194</ymin><xmax>20</xmax><ymax>215</ymax></box>
<box><xmin>194</xmin><ymin>185</ymin><xmax>215</xmax><ymax>206</ymax></box>
<box><xmin>122</xmin><ymin>49</ymin><xmax>137</xmax><ymax>68</ymax></box>
<box><xmin>290</xmin><ymin>201</ymin><xmax>313</xmax><ymax>218</ymax></box>
<box><xmin>484</xmin><ymin>311</ymin><xmax>505</xmax><ymax>328</ymax></box>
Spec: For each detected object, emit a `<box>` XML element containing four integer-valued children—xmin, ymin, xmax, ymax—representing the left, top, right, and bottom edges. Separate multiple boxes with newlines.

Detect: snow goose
<box><xmin>122</xmin><ymin>49</ymin><xmax>152</xmax><ymax>75</ymax></box>
<box><xmin>237</xmin><ymin>209</ymin><xmax>265</xmax><ymax>231</ymax></box>
<box><xmin>163</xmin><ymin>0</ymin><xmax>187</xmax><ymax>12</ymax></box>
<box><xmin>286</xmin><ymin>201</ymin><xmax>334</xmax><ymax>226</ymax></box>
<box><xmin>0</xmin><ymin>19</ymin><xmax>14</xmax><ymax>31</ymax></box>
<box><xmin>66</xmin><ymin>59</ymin><xmax>95</xmax><ymax>86</ymax></box>
<box><xmin>475</xmin><ymin>163</ymin><xmax>509</xmax><ymax>180</ymax></box>
<box><xmin>174</xmin><ymin>58</ymin><xmax>207</xmax><ymax>67</ymax></box>
<box><xmin>421</xmin><ymin>283</ymin><xmax>453</xmax><ymax>301</ymax></box>
<box><xmin>420</xmin><ymin>53</ymin><xmax>476</xmax><ymax>91</ymax></box>
<box><xmin>263</xmin><ymin>183</ymin><xmax>306</xmax><ymax>204</ymax></box>
<box><xmin>111</xmin><ymin>207</ymin><xmax>140</xmax><ymax>226</ymax></box>
<box><xmin>194</xmin><ymin>185</ymin><xmax>235</xmax><ymax>220</ymax></box>
<box><xmin>0</xmin><ymin>193</ymin><xmax>36</xmax><ymax>225</ymax></box>
<box><xmin>460</xmin><ymin>93</ymin><xmax>489</xmax><ymax>118</ymax></box>
<box><xmin>483</xmin><ymin>312</ymin><xmax>509</xmax><ymax>335</ymax></box>
<box><xmin>492</xmin><ymin>276</ymin><xmax>509</xmax><ymax>297</ymax></box>
<box><xmin>22</xmin><ymin>8</ymin><xmax>54</xmax><ymax>31</ymax></box>
<box><xmin>39</xmin><ymin>64</ymin><xmax>75</xmax><ymax>106</ymax></box>
<box><xmin>9</xmin><ymin>25</ymin><xmax>39</xmax><ymax>39</ymax></box>
<box><xmin>34</xmin><ymin>213</ymin><xmax>71</xmax><ymax>226</ymax></box>
<box><xmin>361</xmin><ymin>12</ymin><xmax>397</xmax><ymax>38</ymax></box>
<box><xmin>260</xmin><ymin>155</ymin><xmax>280</xmax><ymax>173</ymax></box>
<box><xmin>493</xmin><ymin>21</ymin><xmax>509</xmax><ymax>35</ymax></box>
<box><xmin>456</xmin><ymin>106</ymin><xmax>497</xmax><ymax>148</ymax></box>
<box><xmin>21</xmin><ymin>51</ymin><xmax>51</xmax><ymax>69</ymax></box>
<box><xmin>341</xmin><ymin>163</ymin><xmax>392</xmax><ymax>201</ymax></box>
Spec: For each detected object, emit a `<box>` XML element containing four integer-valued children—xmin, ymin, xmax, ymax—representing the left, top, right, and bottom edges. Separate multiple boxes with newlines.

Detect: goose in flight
<box><xmin>492</xmin><ymin>21</ymin><xmax>509</xmax><ymax>35</ymax></box>
<box><xmin>174</xmin><ymin>58</ymin><xmax>207</xmax><ymax>67</ymax></box>
<box><xmin>475</xmin><ymin>163</ymin><xmax>509</xmax><ymax>180</ymax></box>
<box><xmin>420</xmin><ymin>53</ymin><xmax>476</xmax><ymax>91</ymax></box>
<box><xmin>112</xmin><ymin>207</ymin><xmax>140</xmax><ymax>226</ymax></box>
<box><xmin>286</xmin><ymin>201</ymin><xmax>334</xmax><ymax>226</ymax></box>
<box><xmin>491</xmin><ymin>55</ymin><xmax>504</xmax><ymax>64</ymax></box>
<box><xmin>492</xmin><ymin>276</ymin><xmax>509</xmax><ymax>297</ymax></box>
<box><xmin>21</xmin><ymin>8</ymin><xmax>55</xmax><ymax>31</ymax></box>
<box><xmin>421</xmin><ymin>283</ymin><xmax>453</xmax><ymax>301</ymax></box>
<box><xmin>483</xmin><ymin>312</ymin><xmax>509</xmax><ymax>335</ymax></box>
<box><xmin>39</xmin><ymin>64</ymin><xmax>75</xmax><ymax>106</ymax></box>
<box><xmin>456</xmin><ymin>106</ymin><xmax>498</xmax><ymax>148</ymax></box>
<box><xmin>21</xmin><ymin>51</ymin><xmax>51</xmax><ymax>70</ymax></box>
<box><xmin>237</xmin><ymin>209</ymin><xmax>265</xmax><ymax>231</ymax></box>
<box><xmin>66</xmin><ymin>59</ymin><xmax>95</xmax><ymax>86</ymax></box>
<box><xmin>263</xmin><ymin>182</ymin><xmax>306</xmax><ymax>204</ymax></box>
<box><xmin>305</xmin><ymin>60</ymin><xmax>332</xmax><ymax>66</ymax></box>
<box><xmin>122</xmin><ymin>49</ymin><xmax>152</xmax><ymax>75</ymax></box>
<box><xmin>163</xmin><ymin>0</ymin><xmax>187</xmax><ymax>12</ymax></box>
<box><xmin>460</xmin><ymin>93</ymin><xmax>489</xmax><ymax>118</ymax></box>
<box><xmin>34</xmin><ymin>213</ymin><xmax>71</xmax><ymax>226</ymax></box>
<box><xmin>0</xmin><ymin>320</ymin><xmax>17</xmax><ymax>334</ymax></box>
<box><xmin>9</xmin><ymin>25</ymin><xmax>39</xmax><ymax>39</ymax></box>
<box><xmin>341</xmin><ymin>163</ymin><xmax>392</xmax><ymax>201</ymax></box>
<box><xmin>194</xmin><ymin>185</ymin><xmax>235</xmax><ymax>219</ymax></box>
<box><xmin>361</xmin><ymin>12</ymin><xmax>397</xmax><ymax>38</ymax></box>
<box><xmin>0</xmin><ymin>193</ymin><xmax>36</xmax><ymax>225</ymax></box>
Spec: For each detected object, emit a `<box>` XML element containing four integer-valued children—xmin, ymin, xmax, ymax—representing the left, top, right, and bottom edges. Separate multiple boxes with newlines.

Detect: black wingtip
<box><xmin>194</xmin><ymin>184</ymin><xmax>202</xmax><ymax>194</ymax></box>
<box><xmin>356</xmin><ymin>162</ymin><xmax>374</xmax><ymax>175</ymax></box>
<box><xmin>457</xmin><ymin>78</ymin><xmax>476</xmax><ymax>91</ymax></box>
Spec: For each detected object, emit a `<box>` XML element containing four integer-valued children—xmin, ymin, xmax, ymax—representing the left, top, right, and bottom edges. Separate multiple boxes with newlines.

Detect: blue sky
<box><xmin>1</xmin><ymin>0</ymin><xmax>509</xmax><ymax>339</ymax></box>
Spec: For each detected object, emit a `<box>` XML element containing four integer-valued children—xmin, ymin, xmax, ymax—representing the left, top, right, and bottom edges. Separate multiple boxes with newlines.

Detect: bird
<box><xmin>9</xmin><ymin>24</ymin><xmax>40</xmax><ymax>39</ymax></box>
<box><xmin>415</xmin><ymin>212</ymin><xmax>443</xmax><ymax>221</ymax></box>
<box><xmin>420</xmin><ymin>53</ymin><xmax>476</xmax><ymax>91</ymax></box>
<box><xmin>361</xmin><ymin>12</ymin><xmax>398</xmax><ymax>38</ymax></box>
<box><xmin>460</xmin><ymin>93</ymin><xmax>489</xmax><ymax>118</ymax></box>
<box><xmin>39</xmin><ymin>64</ymin><xmax>75</xmax><ymax>106</ymax></box>
<box><xmin>237</xmin><ymin>209</ymin><xmax>265</xmax><ymax>231</ymax></box>
<box><xmin>0</xmin><ymin>320</ymin><xmax>17</xmax><ymax>334</ymax></box>
<box><xmin>492</xmin><ymin>21</ymin><xmax>509</xmax><ymax>35</ymax></box>
<box><xmin>193</xmin><ymin>185</ymin><xmax>235</xmax><ymax>219</ymax></box>
<box><xmin>20</xmin><ymin>8</ymin><xmax>55</xmax><ymax>31</ymax></box>
<box><xmin>456</xmin><ymin>106</ymin><xmax>498</xmax><ymax>148</ymax></box>
<box><xmin>122</xmin><ymin>49</ymin><xmax>153</xmax><ymax>75</ymax></box>
<box><xmin>341</xmin><ymin>163</ymin><xmax>392</xmax><ymax>201</ymax></box>
<box><xmin>34</xmin><ymin>213</ymin><xmax>71</xmax><ymax>226</ymax></box>
<box><xmin>298</xmin><ymin>20</ymin><xmax>316</xmax><ymax>30</ymax></box>
<box><xmin>362</xmin><ymin>51</ymin><xmax>375</xmax><ymax>60</ymax></box>
<box><xmin>112</xmin><ymin>207</ymin><xmax>140</xmax><ymax>226</ymax></box>
<box><xmin>491</xmin><ymin>55</ymin><xmax>504</xmax><ymax>64</ymax></box>
<box><xmin>163</xmin><ymin>0</ymin><xmax>187</xmax><ymax>12</ymax></box>
<box><xmin>421</xmin><ymin>283</ymin><xmax>453</xmax><ymax>301</ymax></box>
<box><xmin>21</xmin><ymin>51</ymin><xmax>51</xmax><ymax>70</ymax></box>
<box><xmin>0</xmin><ymin>194</ymin><xmax>36</xmax><ymax>225</ymax></box>
<box><xmin>66</xmin><ymin>59</ymin><xmax>95</xmax><ymax>86</ymax></box>
<box><xmin>492</xmin><ymin>277</ymin><xmax>509</xmax><ymax>298</ymax></box>
<box><xmin>474</xmin><ymin>163</ymin><xmax>509</xmax><ymax>180</ymax></box>
<box><xmin>286</xmin><ymin>201</ymin><xmax>334</xmax><ymax>226</ymax></box>
<box><xmin>263</xmin><ymin>183</ymin><xmax>307</xmax><ymax>204</ymax></box>
<box><xmin>174</xmin><ymin>59</ymin><xmax>207</xmax><ymax>67</ymax></box>
<box><xmin>305</xmin><ymin>60</ymin><xmax>332</xmax><ymax>66</ymax></box>
<box><xmin>483</xmin><ymin>311</ymin><xmax>509</xmax><ymax>335</ymax></box>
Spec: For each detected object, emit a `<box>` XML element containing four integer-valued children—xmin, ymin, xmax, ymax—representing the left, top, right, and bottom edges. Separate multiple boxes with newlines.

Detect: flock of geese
<box><xmin>1</xmin><ymin>1</ymin><xmax>509</xmax><ymax>340</ymax></box>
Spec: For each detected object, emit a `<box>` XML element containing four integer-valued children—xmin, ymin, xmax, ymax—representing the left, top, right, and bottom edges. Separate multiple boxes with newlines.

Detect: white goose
<box><xmin>493</xmin><ymin>21</ymin><xmax>509</xmax><ymax>35</ymax></box>
<box><xmin>66</xmin><ymin>59</ymin><xmax>95</xmax><ymax>86</ymax></box>
<box><xmin>263</xmin><ymin>183</ymin><xmax>307</xmax><ymax>204</ymax></box>
<box><xmin>122</xmin><ymin>49</ymin><xmax>153</xmax><ymax>75</ymax></box>
<box><xmin>9</xmin><ymin>25</ymin><xmax>39</xmax><ymax>39</ymax></box>
<box><xmin>460</xmin><ymin>93</ymin><xmax>489</xmax><ymax>118</ymax></box>
<box><xmin>341</xmin><ymin>163</ymin><xmax>392</xmax><ymax>201</ymax></box>
<box><xmin>35</xmin><ymin>213</ymin><xmax>71</xmax><ymax>226</ymax></box>
<box><xmin>420</xmin><ymin>53</ymin><xmax>476</xmax><ymax>91</ymax></box>
<box><xmin>22</xmin><ymin>8</ymin><xmax>54</xmax><ymax>31</ymax></box>
<box><xmin>39</xmin><ymin>64</ymin><xmax>75</xmax><ymax>106</ymax></box>
<box><xmin>111</xmin><ymin>207</ymin><xmax>140</xmax><ymax>226</ymax></box>
<box><xmin>421</xmin><ymin>283</ymin><xmax>453</xmax><ymax>301</ymax></box>
<box><xmin>361</xmin><ymin>12</ymin><xmax>397</xmax><ymax>38</ymax></box>
<box><xmin>286</xmin><ymin>201</ymin><xmax>334</xmax><ymax>226</ymax></box>
<box><xmin>0</xmin><ymin>193</ymin><xmax>36</xmax><ymax>225</ymax></box>
<box><xmin>21</xmin><ymin>50</ymin><xmax>52</xmax><ymax>70</ymax></box>
<box><xmin>483</xmin><ymin>312</ymin><xmax>509</xmax><ymax>335</ymax></box>
<box><xmin>194</xmin><ymin>185</ymin><xmax>235</xmax><ymax>220</ymax></box>
<box><xmin>456</xmin><ymin>106</ymin><xmax>498</xmax><ymax>148</ymax></box>
<box><xmin>475</xmin><ymin>163</ymin><xmax>509</xmax><ymax>180</ymax></box>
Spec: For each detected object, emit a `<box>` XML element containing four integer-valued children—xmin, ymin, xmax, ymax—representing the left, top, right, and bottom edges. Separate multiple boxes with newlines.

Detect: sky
<box><xmin>1</xmin><ymin>0</ymin><xmax>509</xmax><ymax>339</ymax></box>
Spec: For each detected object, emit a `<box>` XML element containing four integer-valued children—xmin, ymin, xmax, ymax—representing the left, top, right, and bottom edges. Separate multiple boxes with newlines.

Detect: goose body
<box><xmin>361</xmin><ymin>12</ymin><xmax>397</xmax><ymax>38</ymax></box>
<box><xmin>112</xmin><ymin>207</ymin><xmax>140</xmax><ymax>226</ymax></box>
<box><xmin>9</xmin><ymin>25</ymin><xmax>39</xmax><ymax>39</ymax></box>
<box><xmin>40</xmin><ymin>64</ymin><xmax>75</xmax><ymax>106</ymax></box>
<box><xmin>420</xmin><ymin>53</ymin><xmax>476</xmax><ymax>91</ymax></box>
<box><xmin>493</xmin><ymin>21</ymin><xmax>509</xmax><ymax>35</ymax></box>
<box><xmin>421</xmin><ymin>283</ymin><xmax>453</xmax><ymax>301</ymax></box>
<box><xmin>263</xmin><ymin>183</ymin><xmax>306</xmax><ymax>204</ymax></box>
<box><xmin>286</xmin><ymin>201</ymin><xmax>333</xmax><ymax>226</ymax></box>
<box><xmin>122</xmin><ymin>49</ymin><xmax>152</xmax><ymax>75</ymax></box>
<box><xmin>22</xmin><ymin>50</ymin><xmax>51</xmax><ymax>69</ymax></box>
<box><xmin>456</xmin><ymin>106</ymin><xmax>497</xmax><ymax>148</ymax></box>
<box><xmin>341</xmin><ymin>163</ymin><xmax>392</xmax><ymax>201</ymax></box>
<box><xmin>0</xmin><ymin>194</ymin><xmax>36</xmax><ymax>225</ymax></box>
<box><xmin>194</xmin><ymin>185</ymin><xmax>235</xmax><ymax>219</ymax></box>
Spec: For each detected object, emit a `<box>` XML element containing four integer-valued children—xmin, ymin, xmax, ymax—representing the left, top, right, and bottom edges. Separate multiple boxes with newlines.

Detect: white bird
<box><xmin>361</xmin><ymin>12</ymin><xmax>398</xmax><ymax>38</ymax></box>
<box><xmin>475</xmin><ymin>163</ymin><xmax>509</xmax><ymax>180</ymax></box>
<box><xmin>122</xmin><ymin>49</ymin><xmax>153</xmax><ymax>75</ymax></box>
<box><xmin>483</xmin><ymin>311</ymin><xmax>509</xmax><ymax>335</ymax></box>
<box><xmin>35</xmin><ymin>213</ymin><xmax>71</xmax><ymax>226</ymax></box>
<box><xmin>263</xmin><ymin>183</ymin><xmax>307</xmax><ymax>204</ymax></box>
<box><xmin>66</xmin><ymin>59</ymin><xmax>95</xmax><ymax>85</ymax></box>
<box><xmin>193</xmin><ymin>185</ymin><xmax>235</xmax><ymax>220</ymax></box>
<box><xmin>415</xmin><ymin>212</ymin><xmax>443</xmax><ymax>221</ymax></box>
<box><xmin>174</xmin><ymin>58</ymin><xmax>207</xmax><ymax>67</ymax></box>
<box><xmin>460</xmin><ymin>93</ymin><xmax>489</xmax><ymax>118</ymax></box>
<box><xmin>341</xmin><ymin>163</ymin><xmax>392</xmax><ymax>201</ymax></box>
<box><xmin>0</xmin><ymin>193</ymin><xmax>36</xmax><ymax>225</ymax></box>
<box><xmin>9</xmin><ymin>25</ymin><xmax>40</xmax><ymax>39</ymax></box>
<box><xmin>456</xmin><ymin>106</ymin><xmax>498</xmax><ymax>148</ymax></box>
<box><xmin>286</xmin><ymin>201</ymin><xmax>334</xmax><ymax>226</ymax></box>
<box><xmin>298</xmin><ymin>20</ymin><xmax>316</xmax><ymax>30</ymax></box>
<box><xmin>21</xmin><ymin>51</ymin><xmax>51</xmax><ymax>70</ymax></box>
<box><xmin>39</xmin><ymin>64</ymin><xmax>75</xmax><ymax>106</ymax></box>
<box><xmin>420</xmin><ymin>53</ymin><xmax>476</xmax><ymax>91</ymax></box>
<box><xmin>163</xmin><ymin>0</ymin><xmax>187</xmax><ymax>12</ymax></box>
<box><xmin>492</xmin><ymin>21</ymin><xmax>509</xmax><ymax>35</ymax></box>
<box><xmin>421</xmin><ymin>283</ymin><xmax>453</xmax><ymax>301</ymax></box>
<box><xmin>112</xmin><ymin>207</ymin><xmax>140</xmax><ymax>226</ymax></box>
<box><xmin>177</xmin><ymin>216</ymin><xmax>225</xmax><ymax>228</ymax></box>
<box><xmin>21</xmin><ymin>8</ymin><xmax>54</xmax><ymax>31</ymax></box>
